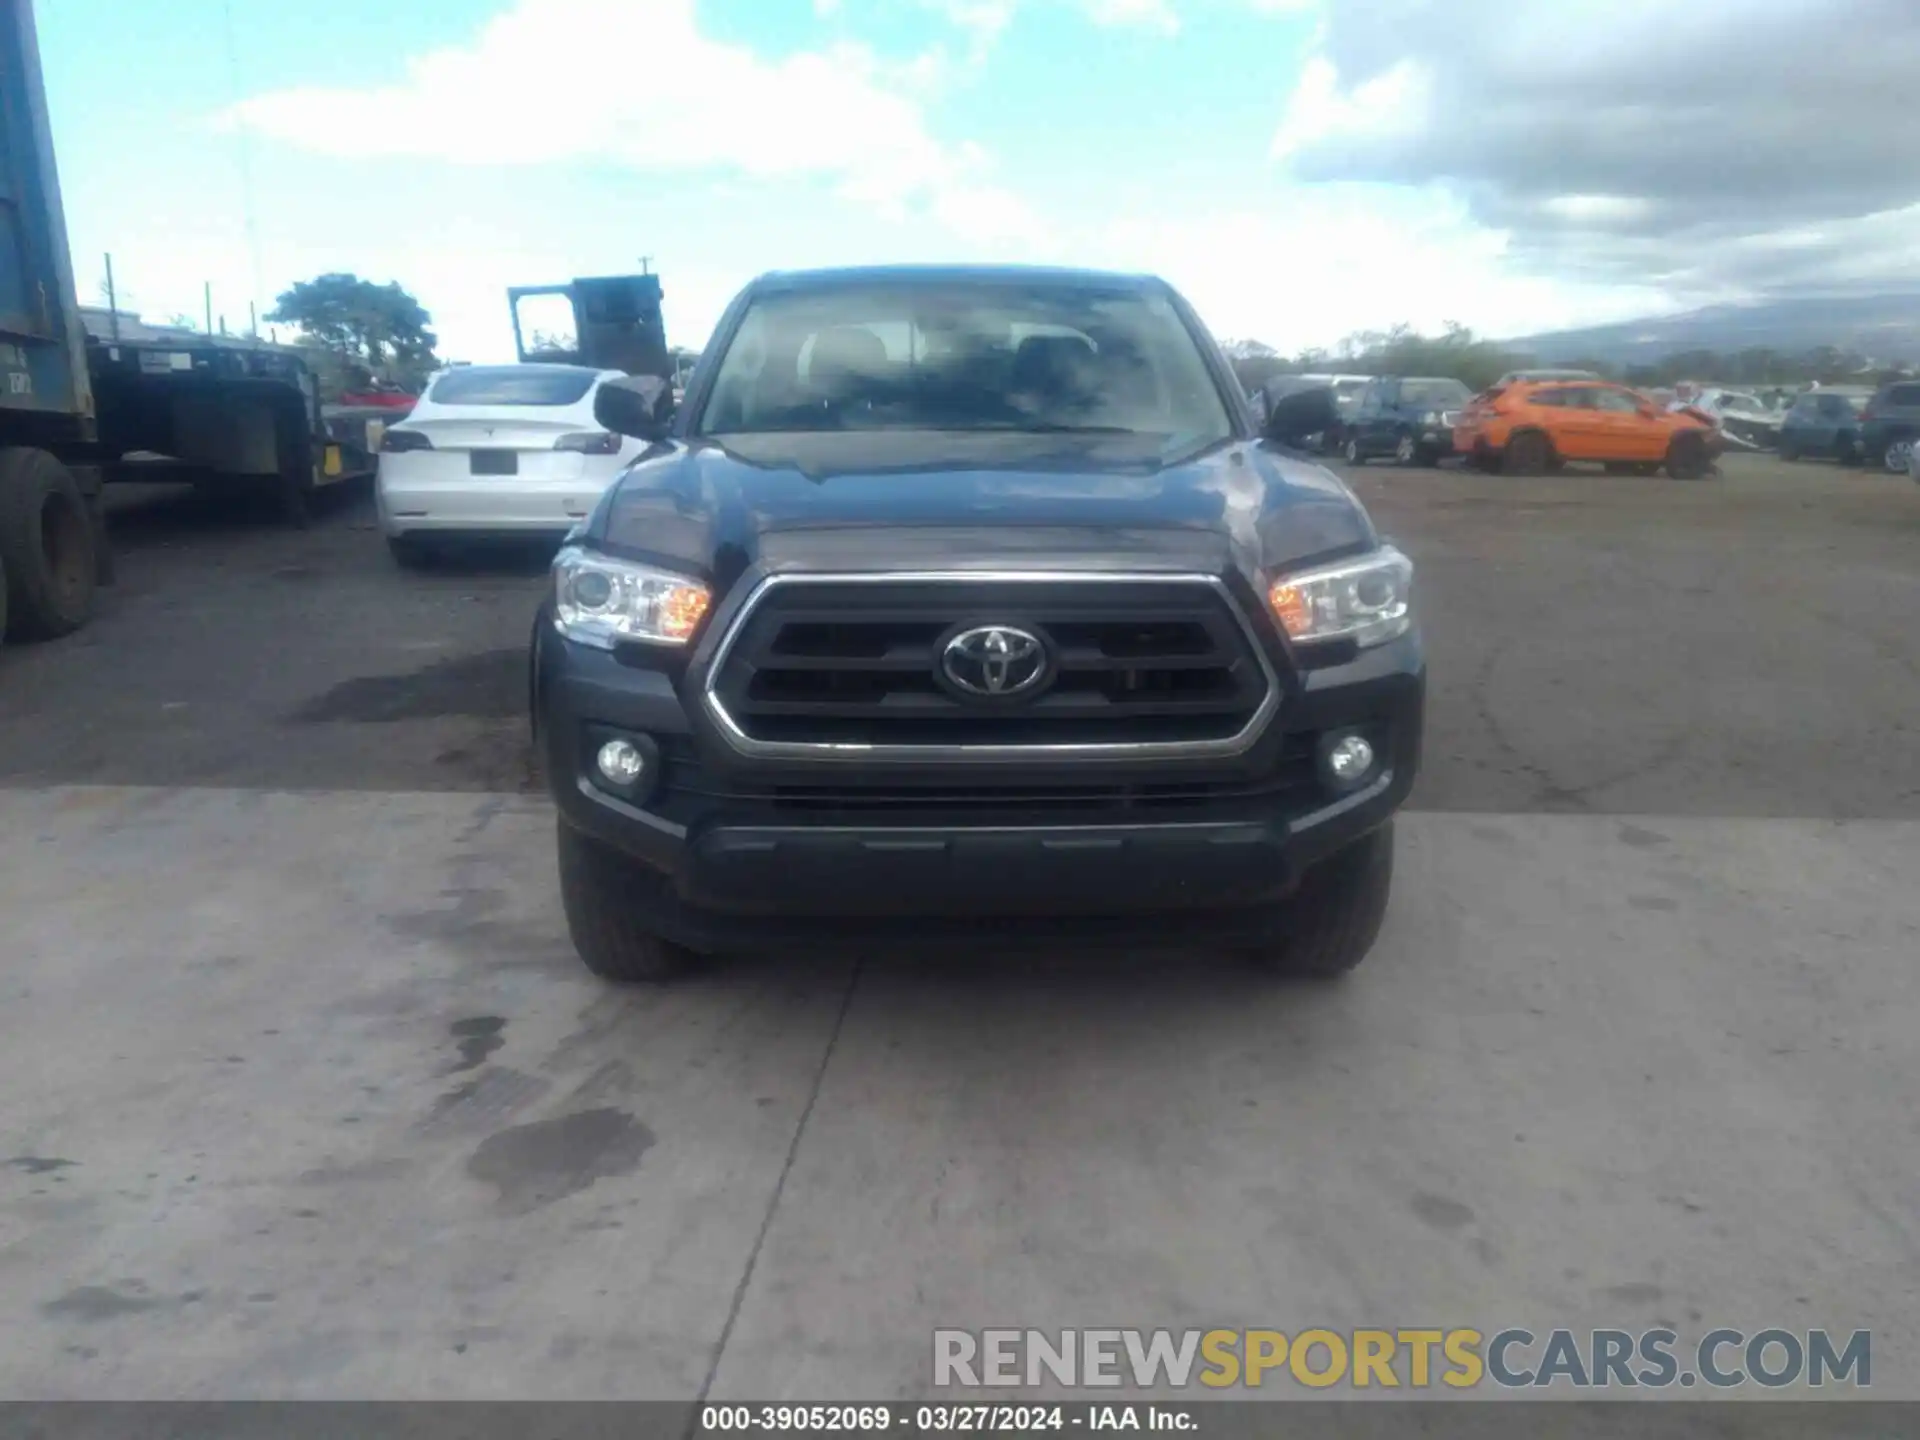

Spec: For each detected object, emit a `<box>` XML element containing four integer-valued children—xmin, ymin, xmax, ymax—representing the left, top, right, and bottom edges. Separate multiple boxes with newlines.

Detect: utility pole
<box><xmin>104</xmin><ymin>253</ymin><xmax>120</xmax><ymax>339</ymax></box>
<box><xmin>204</xmin><ymin>282</ymin><xmax>214</xmax><ymax>335</ymax></box>
<box><xmin>640</xmin><ymin>256</ymin><xmax>652</xmax><ymax>275</ymax></box>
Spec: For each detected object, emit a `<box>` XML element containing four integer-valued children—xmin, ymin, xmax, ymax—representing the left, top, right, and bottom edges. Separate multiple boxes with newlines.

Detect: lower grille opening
<box><xmin>651</xmin><ymin>735</ymin><xmax>1321</xmax><ymax>823</ymax></box>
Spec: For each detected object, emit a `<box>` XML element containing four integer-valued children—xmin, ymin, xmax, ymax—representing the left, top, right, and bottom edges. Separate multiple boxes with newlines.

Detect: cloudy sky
<box><xmin>33</xmin><ymin>0</ymin><xmax>1920</xmax><ymax>362</ymax></box>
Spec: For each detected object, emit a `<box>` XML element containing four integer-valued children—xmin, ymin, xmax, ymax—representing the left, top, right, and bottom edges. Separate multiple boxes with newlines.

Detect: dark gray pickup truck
<box><xmin>531</xmin><ymin>265</ymin><xmax>1424</xmax><ymax>982</ymax></box>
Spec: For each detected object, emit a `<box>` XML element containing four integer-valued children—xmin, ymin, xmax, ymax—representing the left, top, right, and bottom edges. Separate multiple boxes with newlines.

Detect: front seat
<box><xmin>1011</xmin><ymin>334</ymin><xmax>1097</xmax><ymax>412</ymax></box>
<box><xmin>806</xmin><ymin>326</ymin><xmax>890</xmax><ymax>407</ymax></box>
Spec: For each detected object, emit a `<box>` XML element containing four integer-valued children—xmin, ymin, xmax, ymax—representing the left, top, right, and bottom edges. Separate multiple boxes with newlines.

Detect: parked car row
<box><xmin>1251</xmin><ymin>368</ymin><xmax>1920</xmax><ymax>480</ymax></box>
<box><xmin>1257</xmin><ymin>371</ymin><xmax>1720</xmax><ymax>480</ymax></box>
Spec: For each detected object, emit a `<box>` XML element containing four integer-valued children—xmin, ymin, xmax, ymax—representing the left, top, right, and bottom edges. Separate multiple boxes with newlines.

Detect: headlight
<box><xmin>1267</xmin><ymin>545</ymin><xmax>1413</xmax><ymax>649</ymax></box>
<box><xmin>1422</xmin><ymin>410</ymin><xmax>1442</xmax><ymax>426</ymax></box>
<box><xmin>552</xmin><ymin>547</ymin><xmax>711</xmax><ymax>649</ymax></box>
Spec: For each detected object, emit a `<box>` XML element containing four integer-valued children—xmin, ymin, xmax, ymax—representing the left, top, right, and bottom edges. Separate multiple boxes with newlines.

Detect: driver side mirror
<box><xmin>1262</xmin><ymin>386</ymin><xmax>1339</xmax><ymax>448</ymax></box>
<box><xmin>594</xmin><ymin>374</ymin><xmax>675</xmax><ymax>441</ymax></box>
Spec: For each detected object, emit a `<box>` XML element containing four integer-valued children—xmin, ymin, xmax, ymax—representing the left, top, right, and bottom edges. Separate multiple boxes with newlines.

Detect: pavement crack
<box><xmin>690</xmin><ymin>958</ymin><xmax>864</xmax><ymax>1417</ymax></box>
<box><xmin>1468</xmin><ymin>642</ymin><xmax>1591</xmax><ymax>811</ymax></box>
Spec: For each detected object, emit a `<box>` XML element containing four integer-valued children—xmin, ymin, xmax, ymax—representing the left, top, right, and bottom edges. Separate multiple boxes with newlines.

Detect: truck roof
<box><xmin>750</xmin><ymin>263</ymin><xmax>1163</xmax><ymax>294</ymax></box>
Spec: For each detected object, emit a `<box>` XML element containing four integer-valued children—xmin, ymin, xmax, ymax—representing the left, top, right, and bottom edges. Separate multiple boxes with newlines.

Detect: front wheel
<box><xmin>1503</xmin><ymin>431</ymin><xmax>1551</xmax><ymax>476</ymax></box>
<box><xmin>1392</xmin><ymin>433</ymin><xmax>1416</xmax><ymax>465</ymax></box>
<box><xmin>1343</xmin><ymin>436</ymin><xmax>1363</xmax><ymax>466</ymax></box>
<box><xmin>1665</xmin><ymin>433</ymin><xmax>1712</xmax><ymax>480</ymax></box>
<box><xmin>557</xmin><ymin>821</ymin><xmax>703</xmax><ymax>983</ymax></box>
<box><xmin>1881</xmin><ymin>438</ymin><xmax>1915</xmax><ymax>474</ymax></box>
<box><xmin>1248</xmin><ymin>824</ymin><xmax>1395</xmax><ymax>979</ymax></box>
<box><xmin>387</xmin><ymin>535</ymin><xmax>437</xmax><ymax>570</ymax></box>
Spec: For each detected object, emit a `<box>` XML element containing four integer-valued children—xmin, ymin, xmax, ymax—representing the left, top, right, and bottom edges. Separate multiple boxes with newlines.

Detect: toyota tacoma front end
<box><xmin>531</xmin><ymin>265</ymin><xmax>1424</xmax><ymax>981</ymax></box>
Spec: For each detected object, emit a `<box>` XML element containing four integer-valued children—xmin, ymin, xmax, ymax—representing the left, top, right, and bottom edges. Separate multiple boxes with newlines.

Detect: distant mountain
<box><xmin>1507</xmin><ymin>293</ymin><xmax>1920</xmax><ymax>367</ymax></box>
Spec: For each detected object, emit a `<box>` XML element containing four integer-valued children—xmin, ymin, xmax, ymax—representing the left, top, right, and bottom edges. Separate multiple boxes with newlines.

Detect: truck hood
<box><xmin>590</xmin><ymin>430</ymin><xmax>1377</xmax><ymax>593</ymax></box>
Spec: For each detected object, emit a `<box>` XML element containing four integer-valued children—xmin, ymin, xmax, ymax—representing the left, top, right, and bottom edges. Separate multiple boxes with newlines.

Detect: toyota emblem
<box><xmin>940</xmin><ymin>625</ymin><xmax>1050</xmax><ymax>699</ymax></box>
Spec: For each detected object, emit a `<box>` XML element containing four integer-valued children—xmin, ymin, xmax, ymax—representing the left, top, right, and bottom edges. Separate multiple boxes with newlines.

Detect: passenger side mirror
<box><xmin>594</xmin><ymin>374</ymin><xmax>675</xmax><ymax>441</ymax></box>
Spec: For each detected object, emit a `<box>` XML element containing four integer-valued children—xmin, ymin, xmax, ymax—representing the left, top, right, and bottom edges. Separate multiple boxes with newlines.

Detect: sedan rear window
<box><xmin>428</xmin><ymin>367</ymin><xmax>598</xmax><ymax>407</ymax></box>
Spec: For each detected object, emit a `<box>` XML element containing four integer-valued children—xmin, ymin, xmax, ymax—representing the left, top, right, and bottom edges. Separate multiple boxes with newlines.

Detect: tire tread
<box><xmin>0</xmin><ymin>447</ymin><xmax>97</xmax><ymax>641</ymax></box>
<box><xmin>1253</xmin><ymin>823</ymin><xmax>1395</xmax><ymax>978</ymax></box>
<box><xmin>557</xmin><ymin>821</ymin><xmax>700</xmax><ymax>983</ymax></box>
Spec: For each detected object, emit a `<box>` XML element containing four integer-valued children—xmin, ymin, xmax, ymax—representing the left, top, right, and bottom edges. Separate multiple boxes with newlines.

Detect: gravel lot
<box><xmin>2</xmin><ymin>453</ymin><xmax>1917</xmax><ymax>1402</ymax></box>
<box><xmin>3</xmin><ymin>454</ymin><xmax>1915</xmax><ymax>817</ymax></box>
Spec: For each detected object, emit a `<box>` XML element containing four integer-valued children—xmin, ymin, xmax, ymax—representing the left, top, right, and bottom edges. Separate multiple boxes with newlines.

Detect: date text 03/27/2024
<box><xmin>698</xmin><ymin>1405</ymin><xmax>1187</xmax><ymax>1432</ymax></box>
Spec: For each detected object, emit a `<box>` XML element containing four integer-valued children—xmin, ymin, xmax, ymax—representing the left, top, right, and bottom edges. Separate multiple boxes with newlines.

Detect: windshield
<box><xmin>427</xmin><ymin>366</ymin><xmax>598</xmax><ymax>407</ymax></box>
<box><xmin>1400</xmin><ymin>379</ymin><xmax>1471</xmax><ymax>408</ymax></box>
<box><xmin>697</xmin><ymin>282</ymin><xmax>1232</xmax><ymax>446</ymax></box>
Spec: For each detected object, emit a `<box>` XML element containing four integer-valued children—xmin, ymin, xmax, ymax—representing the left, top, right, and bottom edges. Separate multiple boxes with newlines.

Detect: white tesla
<box><xmin>375</xmin><ymin>364</ymin><xmax>648</xmax><ymax>566</ymax></box>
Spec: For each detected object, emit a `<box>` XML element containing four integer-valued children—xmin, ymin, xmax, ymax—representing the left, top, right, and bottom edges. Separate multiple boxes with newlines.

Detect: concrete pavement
<box><xmin>3</xmin><ymin>786</ymin><xmax>1914</xmax><ymax>1398</ymax></box>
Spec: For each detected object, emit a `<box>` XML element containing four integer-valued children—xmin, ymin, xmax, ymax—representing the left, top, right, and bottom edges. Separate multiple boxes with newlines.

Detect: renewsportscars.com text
<box><xmin>933</xmin><ymin>1328</ymin><xmax>1871</xmax><ymax>1390</ymax></box>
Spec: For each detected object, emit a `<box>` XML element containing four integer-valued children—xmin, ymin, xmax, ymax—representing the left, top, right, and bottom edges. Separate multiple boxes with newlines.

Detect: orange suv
<box><xmin>1453</xmin><ymin>380</ymin><xmax>1720</xmax><ymax>479</ymax></box>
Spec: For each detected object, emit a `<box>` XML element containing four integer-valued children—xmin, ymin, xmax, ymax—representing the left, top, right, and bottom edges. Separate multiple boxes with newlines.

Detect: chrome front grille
<box><xmin>701</xmin><ymin>572</ymin><xmax>1280</xmax><ymax>761</ymax></box>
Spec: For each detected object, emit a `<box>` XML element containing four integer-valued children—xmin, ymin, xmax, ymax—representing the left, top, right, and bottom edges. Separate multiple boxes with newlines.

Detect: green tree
<box><xmin>1222</xmin><ymin>338</ymin><xmax>1291</xmax><ymax>392</ymax></box>
<box><xmin>266</xmin><ymin>273</ymin><xmax>440</xmax><ymax>396</ymax></box>
<box><xmin>1327</xmin><ymin>322</ymin><xmax>1524</xmax><ymax>392</ymax></box>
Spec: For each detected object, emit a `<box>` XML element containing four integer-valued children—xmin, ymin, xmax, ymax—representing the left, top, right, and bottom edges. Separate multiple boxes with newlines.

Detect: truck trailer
<box><xmin>2</xmin><ymin>0</ymin><xmax>374</xmax><ymax>645</ymax></box>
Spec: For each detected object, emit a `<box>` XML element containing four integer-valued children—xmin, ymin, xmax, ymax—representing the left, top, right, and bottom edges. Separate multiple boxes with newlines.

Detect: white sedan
<box><xmin>376</xmin><ymin>364</ymin><xmax>648</xmax><ymax>566</ymax></box>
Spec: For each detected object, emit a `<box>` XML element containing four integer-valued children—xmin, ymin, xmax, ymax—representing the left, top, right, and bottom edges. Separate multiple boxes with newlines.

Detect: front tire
<box><xmin>557</xmin><ymin>821</ymin><xmax>702</xmax><ymax>983</ymax></box>
<box><xmin>387</xmin><ymin>535</ymin><xmax>437</xmax><ymax>570</ymax></box>
<box><xmin>1665</xmin><ymin>432</ymin><xmax>1711</xmax><ymax>480</ymax></box>
<box><xmin>1343</xmin><ymin>436</ymin><xmax>1364</xmax><ymax>466</ymax></box>
<box><xmin>1503</xmin><ymin>431</ymin><xmax>1551</xmax><ymax>476</ymax></box>
<box><xmin>1249</xmin><ymin>823</ymin><xmax>1395</xmax><ymax>979</ymax></box>
<box><xmin>1881</xmin><ymin>438</ymin><xmax>1915</xmax><ymax>474</ymax></box>
<box><xmin>1393</xmin><ymin>433</ymin><xmax>1416</xmax><ymax>465</ymax></box>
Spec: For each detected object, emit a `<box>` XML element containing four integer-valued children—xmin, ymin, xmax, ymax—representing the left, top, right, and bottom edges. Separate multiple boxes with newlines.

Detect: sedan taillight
<box><xmin>555</xmin><ymin>432</ymin><xmax>621</xmax><ymax>455</ymax></box>
<box><xmin>380</xmin><ymin>429</ymin><xmax>433</xmax><ymax>453</ymax></box>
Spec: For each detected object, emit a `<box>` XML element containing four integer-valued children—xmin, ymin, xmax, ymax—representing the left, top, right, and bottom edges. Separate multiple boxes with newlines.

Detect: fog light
<box><xmin>596</xmin><ymin>738</ymin><xmax>647</xmax><ymax>787</ymax></box>
<box><xmin>1320</xmin><ymin>732</ymin><xmax>1377</xmax><ymax>790</ymax></box>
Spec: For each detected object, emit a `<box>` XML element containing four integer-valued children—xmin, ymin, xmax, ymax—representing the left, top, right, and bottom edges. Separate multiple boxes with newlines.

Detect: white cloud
<box><xmin>220</xmin><ymin>0</ymin><xmax>1042</xmax><ymax>245</ymax></box>
<box><xmin>1270</xmin><ymin>54</ymin><xmax>1428</xmax><ymax>162</ymax></box>
<box><xmin>1086</xmin><ymin>186</ymin><xmax>1674</xmax><ymax>351</ymax></box>
<box><xmin>919</xmin><ymin>0</ymin><xmax>1020</xmax><ymax>50</ymax></box>
<box><xmin>1265</xmin><ymin>0</ymin><xmax>1920</xmax><ymax>295</ymax></box>
<box><xmin>1080</xmin><ymin>0</ymin><xmax>1180</xmax><ymax>32</ymax></box>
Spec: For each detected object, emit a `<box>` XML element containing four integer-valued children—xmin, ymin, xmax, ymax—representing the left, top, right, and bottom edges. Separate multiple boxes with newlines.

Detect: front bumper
<box><xmin>535</xmin><ymin>609</ymin><xmax>1425</xmax><ymax>952</ymax></box>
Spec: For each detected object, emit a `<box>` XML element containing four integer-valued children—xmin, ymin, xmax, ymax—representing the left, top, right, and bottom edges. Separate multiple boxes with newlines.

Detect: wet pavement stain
<box><xmin>449</xmin><ymin>1016</ymin><xmax>507</xmax><ymax>1071</ymax></box>
<box><xmin>467</xmin><ymin>1108</ymin><xmax>655</xmax><ymax>1216</ymax></box>
<box><xmin>7</xmin><ymin>1157</ymin><xmax>76</xmax><ymax>1175</ymax></box>
<box><xmin>1617</xmin><ymin>823</ymin><xmax>1671</xmax><ymax>850</ymax></box>
<box><xmin>42</xmin><ymin>1286</ymin><xmax>166</xmax><ymax>1322</ymax></box>
<box><xmin>1410</xmin><ymin>1192</ymin><xmax>1477</xmax><ymax>1230</ymax></box>
<box><xmin>287</xmin><ymin>649</ymin><xmax>525</xmax><ymax>724</ymax></box>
